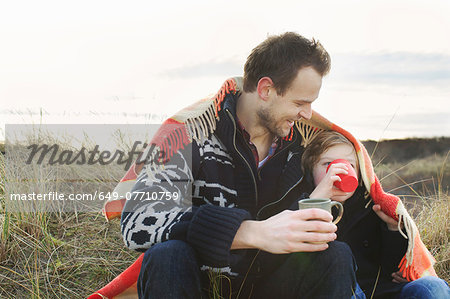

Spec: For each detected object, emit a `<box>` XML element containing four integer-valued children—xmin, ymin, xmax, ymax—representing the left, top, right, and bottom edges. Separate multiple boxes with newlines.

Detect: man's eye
<box><xmin>324</xmin><ymin>162</ymin><xmax>331</xmax><ymax>166</ymax></box>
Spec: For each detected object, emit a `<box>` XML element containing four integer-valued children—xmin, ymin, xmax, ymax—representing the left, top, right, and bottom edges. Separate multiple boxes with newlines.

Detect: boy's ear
<box><xmin>256</xmin><ymin>77</ymin><xmax>274</xmax><ymax>101</ymax></box>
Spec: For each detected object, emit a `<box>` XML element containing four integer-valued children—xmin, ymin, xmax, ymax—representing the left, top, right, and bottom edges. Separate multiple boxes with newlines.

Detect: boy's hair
<box><xmin>243</xmin><ymin>32</ymin><xmax>331</xmax><ymax>96</ymax></box>
<box><xmin>301</xmin><ymin>130</ymin><xmax>357</xmax><ymax>175</ymax></box>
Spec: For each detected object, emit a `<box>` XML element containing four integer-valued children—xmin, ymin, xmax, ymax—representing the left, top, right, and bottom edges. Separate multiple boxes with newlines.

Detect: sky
<box><xmin>1</xmin><ymin>0</ymin><xmax>449</xmax><ymax>141</ymax></box>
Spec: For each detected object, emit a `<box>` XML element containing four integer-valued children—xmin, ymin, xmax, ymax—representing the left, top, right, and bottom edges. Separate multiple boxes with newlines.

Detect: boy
<box><xmin>301</xmin><ymin>130</ymin><xmax>449</xmax><ymax>298</ymax></box>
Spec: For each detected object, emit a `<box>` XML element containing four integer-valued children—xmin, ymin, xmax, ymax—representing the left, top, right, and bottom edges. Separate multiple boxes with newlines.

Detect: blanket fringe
<box><xmin>172</xmin><ymin>78</ymin><xmax>238</xmax><ymax>146</ymax></box>
<box><xmin>214</xmin><ymin>78</ymin><xmax>238</xmax><ymax>117</ymax></box>
<box><xmin>143</xmin><ymin>78</ymin><xmax>239</xmax><ymax>179</ymax></box>
<box><xmin>295</xmin><ymin>120</ymin><xmax>324</xmax><ymax>146</ymax></box>
<box><xmin>283</xmin><ymin>127</ymin><xmax>294</xmax><ymax>141</ymax></box>
<box><xmin>396</xmin><ymin>204</ymin><xmax>416</xmax><ymax>261</ymax></box>
<box><xmin>398</xmin><ymin>228</ymin><xmax>437</xmax><ymax>281</ymax></box>
<box><xmin>188</xmin><ymin>77</ymin><xmax>238</xmax><ymax>142</ymax></box>
<box><xmin>185</xmin><ymin>104</ymin><xmax>217</xmax><ymax>144</ymax></box>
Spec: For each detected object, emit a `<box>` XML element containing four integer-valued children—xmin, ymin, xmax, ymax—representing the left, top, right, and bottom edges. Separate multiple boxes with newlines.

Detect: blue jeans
<box><xmin>137</xmin><ymin>240</ymin><xmax>204</xmax><ymax>299</ymax></box>
<box><xmin>398</xmin><ymin>276</ymin><xmax>450</xmax><ymax>299</ymax></box>
<box><xmin>351</xmin><ymin>276</ymin><xmax>450</xmax><ymax>299</ymax></box>
<box><xmin>352</xmin><ymin>282</ymin><xmax>366</xmax><ymax>299</ymax></box>
<box><xmin>138</xmin><ymin>240</ymin><xmax>357</xmax><ymax>299</ymax></box>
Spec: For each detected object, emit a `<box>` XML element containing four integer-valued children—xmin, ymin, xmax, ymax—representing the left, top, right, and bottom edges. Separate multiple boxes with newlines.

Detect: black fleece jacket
<box><xmin>300</xmin><ymin>179</ymin><xmax>409</xmax><ymax>298</ymax></box>
<box><xmin>121</xmin><ymin>90</ymin><xmax>306</xmax><ymax>275</ymax></box>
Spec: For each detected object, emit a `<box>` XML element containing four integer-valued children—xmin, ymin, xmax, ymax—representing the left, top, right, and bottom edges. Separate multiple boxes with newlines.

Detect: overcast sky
<box><xmin>1</xmin><ymin>0</ymin><xmax>449</xmax><ymax>140</ymax></box>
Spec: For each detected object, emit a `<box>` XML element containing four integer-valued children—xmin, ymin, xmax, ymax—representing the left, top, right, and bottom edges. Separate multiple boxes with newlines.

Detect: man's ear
<box><xmin>256</xmin><ymin>77</ymin><xmax>274</xmax><ymax>102</ymax></box>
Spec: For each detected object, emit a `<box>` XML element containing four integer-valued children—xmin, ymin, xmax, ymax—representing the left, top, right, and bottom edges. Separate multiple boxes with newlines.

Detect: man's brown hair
<box><xmin>243</xmin><ymin>32</ymin><xmax>331</xmax><ymax>96</ymax></box>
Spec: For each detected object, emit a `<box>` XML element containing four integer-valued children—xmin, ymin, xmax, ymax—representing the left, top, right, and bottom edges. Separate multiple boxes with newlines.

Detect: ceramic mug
<box><xmin>298</xmin><ymin>198</ymin><xmax>344</xmax><ymax>224</ymax></box>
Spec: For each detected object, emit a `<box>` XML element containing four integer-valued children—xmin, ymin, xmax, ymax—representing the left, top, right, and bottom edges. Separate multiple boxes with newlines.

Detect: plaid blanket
<box><xmin>89</xmin><ymin>78</ymin><xmax>437</xmax><ymax>299</ymax></box>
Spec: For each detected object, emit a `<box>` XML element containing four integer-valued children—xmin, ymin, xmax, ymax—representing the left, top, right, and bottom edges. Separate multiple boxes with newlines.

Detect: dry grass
<box><xmin>376</xmin><ymin>151</ymin><xmax>449</xmax><ymax>281</ymax></box>
<box><xmin>0</xmin><ymin>132</ymin><xmax>448</xmax><ymax>298</ymax></box>
<box><xmin>0</xmin><ymin>210</ymin><xmax>141</xmax><ymax>298</ymax></box>
<box><xmin>415</xmin><ymin>194</ymin><xmax>449</xmax><ymax>281</ymax></box>
<box><xmin>0</xmin><ymin>130</ymin><xmax>142</xmax><ymax>298</ymax></box>
<box><xmin>375</xmin><ymin>153</ymin><xmax>449</xmax><ymax>196</ymax></box>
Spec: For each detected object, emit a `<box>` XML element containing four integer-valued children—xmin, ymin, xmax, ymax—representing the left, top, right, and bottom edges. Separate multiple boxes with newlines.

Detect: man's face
<box><xmin>257</xmin><ymin>67</ymin><xmax>322</xmax><ymax>138</ymax></box>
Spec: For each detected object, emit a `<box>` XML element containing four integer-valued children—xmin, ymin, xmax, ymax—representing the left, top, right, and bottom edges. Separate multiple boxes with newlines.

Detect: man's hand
<box><xmin>372</xmin><ymin>204</ymin><xmax>402</xmax><ymax>231</ymax></box>
<box><xmin>231</xmin><ymin>209</ymin><xmax>337</xmax><ymax>253</ymax></box>
<box><xmin>310</xmin><ymin>162</ymin><xmax>349</xmax><ymax>200</ymax></box>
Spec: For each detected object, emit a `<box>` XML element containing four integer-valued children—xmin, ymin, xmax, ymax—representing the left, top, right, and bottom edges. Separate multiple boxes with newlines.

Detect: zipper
<box><xmin>256</xmin><ymin>170</ymin><xmax>304</xmax><ymax>220</ymax></box>
<box><xmin>256</xmin><ymin>130</ymin><xmax>297</xmax><ymax>180</ymax></box>
<box><xmin>226</xmin><ymin>109</ymin><xmax>258</xmax><ymax>206</ymax></box>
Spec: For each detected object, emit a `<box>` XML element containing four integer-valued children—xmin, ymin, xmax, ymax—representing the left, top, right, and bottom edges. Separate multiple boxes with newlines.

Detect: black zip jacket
<box><xmin>121</xmin><ymin>90</ymin><xmax>306</xmax><ymax>278</ymax></box>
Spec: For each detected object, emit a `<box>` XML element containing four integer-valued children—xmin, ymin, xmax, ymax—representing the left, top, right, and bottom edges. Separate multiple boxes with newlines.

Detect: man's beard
<box><xmin>256</xmin><ymin>106</ymin><xmax>287</xmax><ymax>138</ymax></box>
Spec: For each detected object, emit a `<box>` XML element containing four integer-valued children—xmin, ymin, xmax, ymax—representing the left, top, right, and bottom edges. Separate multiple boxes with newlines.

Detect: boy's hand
<box><xmin>310</xmin><ymin>162</ymin><xmax>349</xmax><ymax>200</ymax></box>
<box><xmin>372</xmin><ymin>204</ymin><xmax>403</xmax><ymax>231</ymax></box>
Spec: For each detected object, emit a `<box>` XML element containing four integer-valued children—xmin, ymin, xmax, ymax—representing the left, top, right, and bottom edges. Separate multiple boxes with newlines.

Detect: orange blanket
<box><xmin>89</xmin><ymin>78</ymin><xmax>436</xmax><ymax>298</ymax></box>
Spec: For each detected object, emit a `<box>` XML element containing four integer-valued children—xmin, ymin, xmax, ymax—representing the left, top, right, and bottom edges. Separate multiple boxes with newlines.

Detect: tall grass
<box><xmin>0</xmin><ymin>132</ymin><xmax>448</xmax><ymax>298</ymax></box>
<box><xmin>415</xmin><ymin>193</ymin><xmax>449</xmax><ymax>280</ymax></box>
<box><xmin>412</xmin><ymin>152</ymin><xmax>449</xmax><ymax>281</ymax></box>
<box><xmin>0</xmin><ymin>129</ymin><xmax>142</xmax><ymax>298</ymax></box>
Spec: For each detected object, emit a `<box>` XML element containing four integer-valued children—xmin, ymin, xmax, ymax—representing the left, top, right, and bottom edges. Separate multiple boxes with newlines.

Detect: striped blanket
<box><xmin>88</xmin><ymin>77</ymin><xmax>437</xmax><ymax>299</ymax></box>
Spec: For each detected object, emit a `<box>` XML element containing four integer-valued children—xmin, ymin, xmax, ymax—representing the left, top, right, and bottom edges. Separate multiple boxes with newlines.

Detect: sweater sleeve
<box><xmin>187</xmin><ymin>204</ymin><xmax>251</xmax><ymax>266</ymax></box>
<box><xmin>120</xmin><ymin>143</ymin><xmax>251</xmax><ymax>267</ymax></box>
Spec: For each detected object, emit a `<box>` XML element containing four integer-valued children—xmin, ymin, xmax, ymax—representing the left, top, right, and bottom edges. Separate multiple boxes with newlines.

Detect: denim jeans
<box><xmin>137</xmin><ymin>240</ymin><xmax>204</xmax><ymax>299</ymax></box>
<box><xmin>352</xmin><ymin>282</ymin><xmax>366</xmax><ymax>299</ymax></box>
<box><xmin>251</xmin><ymin>241</ymin><xmax>357</xmax><ymax>298</ymax></box>
<box><xmin>351</xmin><ymin>276</ymin><xmax>450</xmax><ymax>299</ymax></box>
<box><xmin>138</xmin><ymin>240</ymin><xmax>357</xmax><ymax>299</ymax></box>
<box><xmin>398</xmin><ymin>276</ymin><xmax>450</xmax><ymax>299</ymax></box>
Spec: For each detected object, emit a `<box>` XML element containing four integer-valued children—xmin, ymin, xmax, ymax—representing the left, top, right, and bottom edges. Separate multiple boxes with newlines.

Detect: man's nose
<box><xmin>298</xmin><ymin>104</ymin><xmax>312</xmax><ymax>120</ymax></box>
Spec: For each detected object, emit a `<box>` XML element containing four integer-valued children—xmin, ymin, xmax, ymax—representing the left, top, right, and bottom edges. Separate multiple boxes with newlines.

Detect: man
<box><xmin>121</xmin><ymin>32</ymin><xmax>357</xmax><ymax>298</ymax></box>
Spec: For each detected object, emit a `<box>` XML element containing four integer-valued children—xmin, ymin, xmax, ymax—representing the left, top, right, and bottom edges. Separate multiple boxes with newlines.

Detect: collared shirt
<box><xmin>236</xmin><ymin>119</ymin><xmax>283</xmax><ymax>168</ymax></box>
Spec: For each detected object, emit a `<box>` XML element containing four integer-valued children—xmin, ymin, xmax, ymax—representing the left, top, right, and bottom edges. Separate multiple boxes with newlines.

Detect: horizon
<box><xmin>1</xmin><ymin>122</ymin><xmax>449</xmax><ymax>145</ymax></box>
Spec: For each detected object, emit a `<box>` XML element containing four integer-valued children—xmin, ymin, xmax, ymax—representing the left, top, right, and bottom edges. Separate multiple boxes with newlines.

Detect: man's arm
<box><xmin>231</xmin><ymin>208</ymin><xmax>338</xmax><ymax>253</ymax></box>
<box><xmin>121</xmin><ymin>147</ymin><xmax>195</xmax><ymax>251</ymax></box>
<box><xmin>121</xmin><ymin>142</ymin><xmax>251</xmax><ymax>267</ymax></box>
